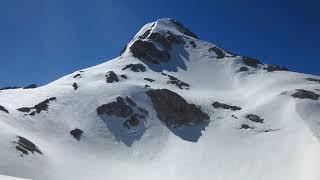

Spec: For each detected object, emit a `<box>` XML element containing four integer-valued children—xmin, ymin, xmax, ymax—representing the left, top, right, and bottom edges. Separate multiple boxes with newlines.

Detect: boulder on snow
<box><xmin>240</xmin><ymin>124</ymin><xmax>253</xmax><ymax>129</ymax></box>
<box><xmin>73</xmin><ymin>73</ymin><xmax>81</xmax><ymax>79</ymax></box>
<box><xmin>97</xmin><ymin>97</ymin><xmax>133</xmax><ymax>118</ymax></box>
<box><xmin>0</xmin><ymin>105</ymin><xmax>9</xmax><ymax>113</ymax></box>
<box><xmin>245</xmin><ymin>114</ymin><xmax>264</xmax><ymax>123</ymax></box>
<box><xmin>130</xmin><ymin>40</ymin><xmax>170</xmax><ymax>64</ymax></box>
<box><xmin>17</xmin><ymin>97</ymin><xmax>57</xmax><ymax>116</ymax></box>
<box><xmin>72</xmin><ymin>82</ymin><xmax>78</xmax><ymax>90</ymax></box>
<box><xmin>105</xmin><ymin>71</ymin><xmax>119</xmax><ymax>83</ymax></box>
<box><xmin>120</xmin><ymin>74</ymin><xmax>128</xmax><ymax>79</ymax></box>
<box><xmin>238</xmin><ymin>66</ymin><xmax>249</xmax><ymax>72</ymax></box>
<box><xmin>122</xmin><ymin>63</ymin><xmax>146</xmax><ymax>72</ymax></box>
<box><xmin>70</xmin><ymin>128</ymin><xmax>83</xmax><ymax>141</ymax></box>
<box><xmin>146</xmin><ymin>89</ymin><xmax>209</xmax><ymax>127</ymax></box>
<box><xmin>291</xmin><ymin>89</ymin><xmax>320</xmax><ymax>101</ymax></box>
<box><xmin>14</xmin><ymin>136</ymin><xmax>42</xmax><ymax>157</ymax></box>
<box><xmin>212</xmin><ymin>101</ymin><xmax>242</xmax><ymax>111</ymax></box>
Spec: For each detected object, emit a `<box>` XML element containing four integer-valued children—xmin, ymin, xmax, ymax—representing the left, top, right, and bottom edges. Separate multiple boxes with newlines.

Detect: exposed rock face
<box><xmin>241</xmin><ymin>56</ymin><xmax>262</xmax><ymax>68</ymax></box>
<box><xmin>245</xmin><ymin>114</ymin><xmax>264</xmax><ymax>123</ymax></box>
<box><xmin>72</xmin><ymin>83</ymin><xmax>78</xmax><ymax>90</ymax></box>
<box><xmin>209</xmin><ymin>47</ymin><xmax>225</xmax><ymax>59</ymax></box>
<box><xmin>0</xmin><ymin>105</ymin><xmax>9</xmax><ymax>113</ymax></box>
<box><xmin>146</xmin><ymin>89</ymin><xmax>209</xmax><ymax>127</ymax></box>
<box><xmin>14</xmin><ymin>136</ymin><xmax>42</xmax><ymax>157</ymax></box>
<box><xmin>122</xmin><ymin>63</ymin><xmax>146</xmax><ymax>72</ymax></box>
<box><xmin>291</xmin><ymin>89</ymin><xmax>320</xmax><ymax>101</ymax></box>
<box><xmin>125</xmin><ymin>96</ymin><xmax>136</xmax><ymax>107</ymax></box>
<box><xmin>23</xmin><ymin>84</ymin><xmax>37</xmax><ymax>89</ymax></box>
<box><xmin>97</xmin><ymin>97</ymin><xmax>133</xmax><ymax>118</ymax></box>
<box><xmin>70</xmin><ymin>128</ymin><xmax>83</xmax><ymax>141</ymax></box>
<box><xmin>17</xmin><ymin>97</ymin><xmax>57</xmax><ymax>116</ymax></box>
<box><xmin>148</xmin><ymin>32</ymin><xmax>184</xmax><ymax>50</ymax></box>
<box><xmin>130</xmin><ymin>40</ymin><xmax>170</xmax><ymax>64</ymax></box>
<box><xmin>0</xmin><ymin>86</ymin><xmax>20</xmax><ymax>90</ymax></box>
<box><xmin>123</xmin><ymin>114</ymin><xmax>142</xmax><ymax>129</ymax></box>
<box><xmin>144</xmin><ymin>78</ymin><xmax>155</xmax><ymax>82</ymax></box>
<box><xmin>264</xmin><ymin>64</ymin><xmax>288</xmax><ymax>72</ymax></box>
<box><xmin>212</xmin><ymin>101</ymin><xmax>242</xmax><ymax>111</ymax></box>
<box><xmin>169</xmin><ymin>19</ymin><xmax>198</xmax><ymax>39</ymax></box>
<box><xmin>162</xmin><ymin>73</ymin><xmax>190</xmax><ymax>89</ymax></box>
<box><xmin>306</xmin><ymin>78</ymin><xmax>320</xmax><ymax>83</ymax></box>
<box><xmin>105</xmin><ymin>71</ymin><xmax>119</xmax><ymax>83</ymax></box>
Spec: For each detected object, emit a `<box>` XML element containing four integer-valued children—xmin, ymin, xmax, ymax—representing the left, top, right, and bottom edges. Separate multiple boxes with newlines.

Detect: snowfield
<box><xmin>0</xmin><ymin>18</ymin><xmax>319</xmax><ymax>180</ymax></box>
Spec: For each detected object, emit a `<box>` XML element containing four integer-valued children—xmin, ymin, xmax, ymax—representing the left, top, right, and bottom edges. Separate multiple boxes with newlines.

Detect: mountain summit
<box><xmin>0</xmin><ymin>19</ymin><xmax>319</xmax><ymax>180</ymax></box>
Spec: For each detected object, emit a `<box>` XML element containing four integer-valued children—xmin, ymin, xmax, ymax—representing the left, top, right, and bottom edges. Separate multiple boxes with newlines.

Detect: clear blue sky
<box><xmin>0</xmin><ymin>0</ymin><xmax>319</xmax><ymax>87</ymax></box>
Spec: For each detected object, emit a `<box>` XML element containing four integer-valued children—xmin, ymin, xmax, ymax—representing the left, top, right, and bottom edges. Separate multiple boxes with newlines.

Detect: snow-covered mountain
<box><xmin>0</xmin><ymin>18</ymin><xmax>320</xmax><ymax>180</ymax></box>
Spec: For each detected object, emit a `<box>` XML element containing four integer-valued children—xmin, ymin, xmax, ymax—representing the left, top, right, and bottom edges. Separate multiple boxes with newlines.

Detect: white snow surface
<box><xmin>0</xmin><ymin>18</ymin><xmax>319</xmax><ymax>180</ymax></box>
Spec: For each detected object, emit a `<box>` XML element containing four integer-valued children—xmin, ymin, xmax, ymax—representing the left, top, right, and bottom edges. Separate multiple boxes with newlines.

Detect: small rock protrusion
<box><xmin>72</xmin><ymin>83</ymin><xmax>78</xmax><ymax>90</ymax></box>
<box><xmin>144</xmin><ymin>78</ymin><xmax>155</xmax><ymax>82</ymax></box>
<box><xmin>0</xmin><ymin>105</ymin><xmax>9</xmax><ymax>113</ymax></box>
<box><xmin>23</xmin><ymin>84</ymin><xmax>37</xmax><ymax>89</ymax></box>
<box><xmin>291</xmin><ymin>89</ymin><xmax>320</xmax><ymax>101</ymax></box>
<box><xmin>212</xmin><ymin>101</ymin><xmax>242</xmax><ymax>111</ymax></box>
<box><xmin>120</xmin><ymin>75</ymin><xmax>128</xmax><ymax>79</ymax></box>
<box><xmin>70</xmin><ymin>128</ymin><xmax>83</xmax><ymax>141</ymax></box>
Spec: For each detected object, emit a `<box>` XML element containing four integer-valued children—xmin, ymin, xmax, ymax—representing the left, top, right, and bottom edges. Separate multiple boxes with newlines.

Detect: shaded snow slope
<box><xmin>0</xmin><ymin>18</ymin><xmax>319</xmax><ymax>180</ymax></box>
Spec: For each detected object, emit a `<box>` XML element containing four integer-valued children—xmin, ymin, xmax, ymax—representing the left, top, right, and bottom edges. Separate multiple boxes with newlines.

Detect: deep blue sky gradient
<box><xmin>0</xmin><ymin>0</ymin><xmax>319</xmax><ymax>87</ymax></box>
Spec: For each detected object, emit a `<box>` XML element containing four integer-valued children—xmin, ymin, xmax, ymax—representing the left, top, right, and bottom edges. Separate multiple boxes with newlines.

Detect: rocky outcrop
<box><xmin>73</xmin><ymin>74</ymin><xmax>81</xmax><ymax>79</ymax></box>
<box><xmin>306</xmin><ymin>78</ymin><xmax>320</xmax><ymax>83</ymax></box>
<box><xmin>162</xmin><ymin>73</ymin><xmax>190</xmax><ymax>89</ymax></box>
<box><xmin>17</xmin><ymin>97</ymin><xmax>57</xmax><ymax>116</ymax></box>
<box><xmin>70</xmin><ymin>128</ymin><xmax>83</xmax><ymax>141</ymax></box>
<box><xmin>212</xmin><ymin>101</ymin><xmax>242</xmax><ymax>111</ymax></box>
<box><xmin>130</xmin><ymin>40</ymin><xmax>170</xmax><ymax>64</ymax></box>
<box><xmin>189</xmin><ymin>41</ymin><xmax>197</xmax><ymax>48</ymax></box>
<box><xmin>125</xmin><ymin>96</ymin><xmax>136</xmax><ymax>107</ymax></box>
<box><xmin>146</xmin><ymin>89</ymin><xmax>209</xmax><ymax>127</ymax></box>
<box><xmin>148</xmin><ymin>32</ymin><xmax>184</xmax><ymax>50</ymax></box>
<box><xmin>144</xmin><ymin>78</ymin><xmax>155</xmax><ymax>82</ymax></box>
<box><xmin>0</xmin><ymin>86</ymin><xmax>20</xmax><ymax>90</ymax></box>
<box><xmin>0</xmin><ymin>105</ymin><xmax>9</xmax><ymax>113</ymax></box>
<box><xmin>240</xmin><ymin>124</ymin><xmax>253</xmax><ymax>129</ymax></box>
<box><xmin>169</xmin><ymin>19</ymin><xmax>198</xmax><ymax>39</ymax></box>
<box><xmin>245</xmin><ymin>114</ymin><xmax>264</xmax><ymax>123</ymax></box>
<box><xmin>122</xmin><ymin>64</ymin><xmax>146</xmax><ymax>72</ymax></box>
<box><xmin>241</xmin><ymin>56</ymin><xmax>262</xmax><ymax>68</ymax></box>
<box><xmin>264</xmin><ymin>64</ymin><xmax>288</xmax><ymax>72</ymax></box>
<box><xmin>23</xmin><ymin>84</ymin><xmax>37</xmax><ymax>89</ymax></box>
<box><xmin>97</xmin><ymin>97</ymin><xmax>133</xmax><ymax>118</ymax></box>
<box><xmin>14</xmin><ymin>136</ymin><xmax>42</xmax><ymax>157</ymax></box>
<box><xmin>209</xmin><ymin>47</ymin><xmax>225</xmax><ymax>59</ymax></box>
<box><xmin>105</xmin><ymin>71</ymin><xmax>119</xmax><ymax>83</ymax></box>
<box><xmin>291</xmin><ymin>89</ymin><xmax>320</xmax><ymax>101</ymax></box>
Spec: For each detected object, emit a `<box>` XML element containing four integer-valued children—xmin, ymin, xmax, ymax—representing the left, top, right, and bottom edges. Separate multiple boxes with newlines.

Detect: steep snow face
<box><xmin>0</xmin><ymin>18</ymin><xmax>320</xmax><ymax>180</ymax></box>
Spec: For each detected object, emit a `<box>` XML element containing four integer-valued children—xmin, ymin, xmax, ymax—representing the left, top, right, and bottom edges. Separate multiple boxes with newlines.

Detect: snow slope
<box><xmin>0</xmin><ymin>18</ymin><xmax>319</xmax><ymax>180</ymax></box>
